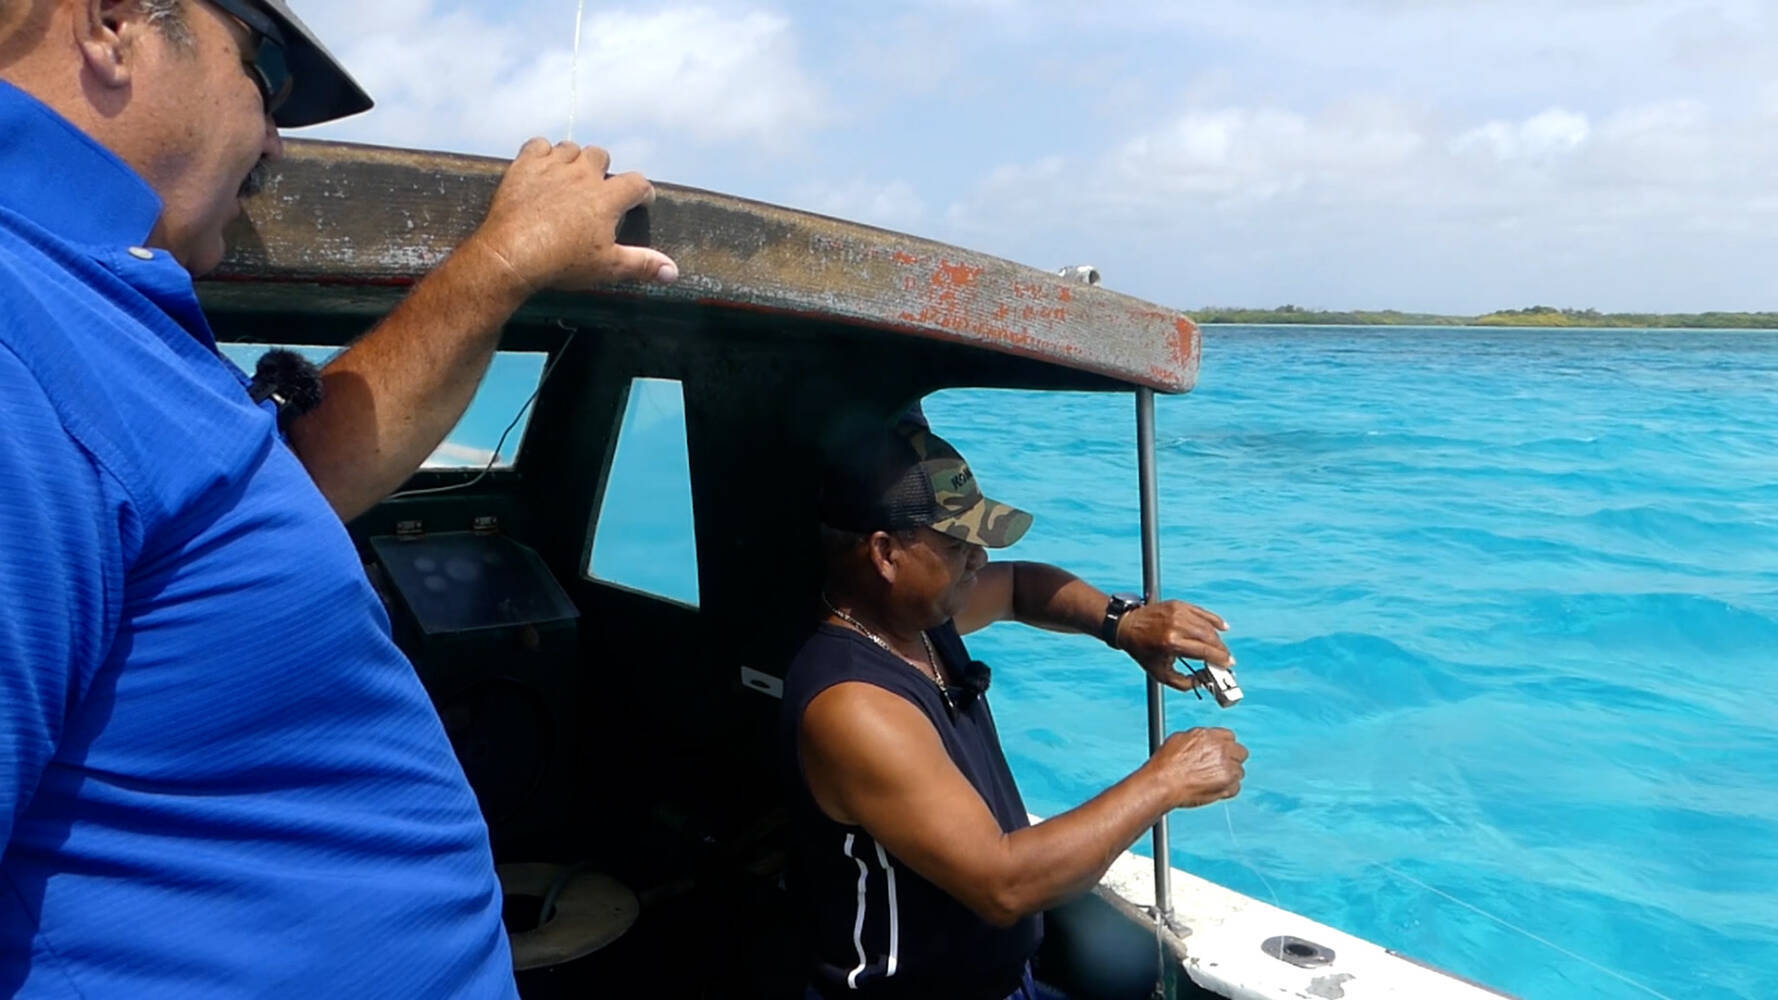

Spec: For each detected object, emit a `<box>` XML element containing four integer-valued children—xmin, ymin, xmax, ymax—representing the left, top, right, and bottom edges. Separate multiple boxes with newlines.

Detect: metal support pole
<box><xmin>1136</xmin><ymin>386</ymin><xmax>1173</xmax><ymax>922</ymax></box>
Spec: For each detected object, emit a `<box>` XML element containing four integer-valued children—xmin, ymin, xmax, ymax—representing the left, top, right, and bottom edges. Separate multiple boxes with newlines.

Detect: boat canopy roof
<box><xmin>202</xmin><ymin>140</ymin><xmax>1199</xmax><ymax>394</ymax></box>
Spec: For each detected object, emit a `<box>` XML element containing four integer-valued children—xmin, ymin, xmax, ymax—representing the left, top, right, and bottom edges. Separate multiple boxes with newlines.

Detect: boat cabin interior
<box><xmin>201</xmin><ymin>140</ymin><xmax>1215</xmax><ymax>999</ymax></box>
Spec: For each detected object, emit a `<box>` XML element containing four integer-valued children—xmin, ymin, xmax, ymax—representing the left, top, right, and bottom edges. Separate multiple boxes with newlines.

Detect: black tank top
<box><xmin>781</xmin><ymin>621</ymin><xmax>1042</xmax><ymax>999</ymax></box>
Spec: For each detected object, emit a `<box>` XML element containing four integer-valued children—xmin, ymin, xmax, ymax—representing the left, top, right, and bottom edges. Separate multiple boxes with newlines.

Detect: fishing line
<box><xmin>1214</xmin><ymin>784</ymin><xmax>1676</xmax><ymax>1000</ymax></box>
<box><xmin>388</xmin><ymin>322</ymin><xmax>578</xmax><ymax>500</ymax></box>
<box><xmin>1372</xmin><ymin>862</ymin><xmax>1678</xmax><ymax>1000</ymax></box>
<box><xmin>566</xmin><ymin>0</ymin><xmax>587</xmax><ymax>141</ymax></box>
<box><xmin>1220</xmin><ymin>800</ymin><xmax>1281</xmax><ymax>910</ymax></box>
<box><xmin>416</xmin><ymin>0</ymin><xmax>588</xmax><ymax>500</ymax></box>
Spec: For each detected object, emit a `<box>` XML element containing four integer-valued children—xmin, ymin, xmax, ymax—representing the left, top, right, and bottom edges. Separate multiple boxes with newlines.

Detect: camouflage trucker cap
<box><xmin>818</xmin><ymin>420</ymin><xmax>1033</xmax><ymax>549</ymax></box>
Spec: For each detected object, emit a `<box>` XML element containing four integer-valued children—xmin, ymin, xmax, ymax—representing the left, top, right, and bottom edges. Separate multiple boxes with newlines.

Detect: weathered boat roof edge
<box><xmin>205</xmin><ymin>139</ymin><xmax>1200</xmax><ymax>393</ymax></box>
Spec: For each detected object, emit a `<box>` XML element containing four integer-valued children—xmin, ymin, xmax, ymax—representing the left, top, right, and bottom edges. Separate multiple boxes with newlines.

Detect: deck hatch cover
<box><xmin>1261</xmin><ymin>935</ymin><xmax>1336</xmax><ymax>969</ymax></box>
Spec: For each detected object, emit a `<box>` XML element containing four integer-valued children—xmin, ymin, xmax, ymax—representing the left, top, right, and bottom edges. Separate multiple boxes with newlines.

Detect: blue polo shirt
<box><xmin>0</xmin><ymin>83</ymin><xmax>515</xmax><ymax>997</ymax></box>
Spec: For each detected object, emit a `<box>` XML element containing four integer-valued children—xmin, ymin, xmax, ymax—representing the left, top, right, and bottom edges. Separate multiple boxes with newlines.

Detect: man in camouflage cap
<box><xmin>818</xmin><ymin>418</ymin><xmax>1036</xmax><ymax>549</ymax></box>
<box><xmin>780</xmin><ymin>418</ymin><xmax>1249</xmax><ymax>999</ymax></box>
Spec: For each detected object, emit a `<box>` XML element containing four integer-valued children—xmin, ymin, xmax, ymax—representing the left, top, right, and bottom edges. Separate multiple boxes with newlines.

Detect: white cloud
<box><xmin>1110</xmin><ymin>106</ymin><xmax>1426</xmax><ymax>205</ymax></box>
<box><xmin>941</xmin><ymin>89</ymin><xmax>1778</xmax><ymax>312</ymax></box>
<box><xmin>949</xmin><ymin>100</ymin><xmax>1435</xmax><ymax>233</ymax></box>
<box><xmin>272</xmin><ymin>0</ymin><xmax>1778</xmax><ymax>312</ymax></box>
<box><xmin>795</xmin><ymin>178</ymin><xmax>927</xmax><ymax>232</ymax></box>
<box><xmin>564</xmin><ymin>8</ymin><xmax>824</xmax><ymax>146</ymax></box>
<box><xmin>298</xmin><ymin>2</ymin><xmax>825</xmax><ymax>159</ymax></box>
<box><xmin>1452</xmin><ymin>109</ymin><xmax>1590</xmax><ymax>162</ymax></box>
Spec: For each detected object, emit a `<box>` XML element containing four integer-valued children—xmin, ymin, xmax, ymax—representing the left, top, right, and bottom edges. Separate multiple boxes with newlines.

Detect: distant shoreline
<box><xmin>1197</xmin><ymin>322</ymin><xmax>1778</xmax><ymax>332</ymax></box>
<box><xmin>1190</xmin><ymin>307</ymin><xmax>1778</xmax><ymax>329</ymax></box>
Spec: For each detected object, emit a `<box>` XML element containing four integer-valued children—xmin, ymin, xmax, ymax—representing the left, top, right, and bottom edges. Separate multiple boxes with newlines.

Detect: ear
<box><xmin>74</xmin><ymin>0</ymin><xmax>144</xmax><ymax>90</ymax></box>
<box><xmin>866</xmin><ymin>532</ymin><xmax>900</xmax><ymax>585</ymax></box>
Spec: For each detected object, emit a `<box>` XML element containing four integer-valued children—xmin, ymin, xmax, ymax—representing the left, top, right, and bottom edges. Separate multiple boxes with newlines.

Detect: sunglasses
<box><xmin>205</xmin><ymin>0</ymin><xmax>294</xmax><ymax>116</ymax></box>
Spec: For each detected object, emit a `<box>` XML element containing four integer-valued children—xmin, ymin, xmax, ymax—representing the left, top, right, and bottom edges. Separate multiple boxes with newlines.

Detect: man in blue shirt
<box><xmin>0</xmin><ymin>1</ymin><xmax>677</xmax><ymax>995</ymax></box>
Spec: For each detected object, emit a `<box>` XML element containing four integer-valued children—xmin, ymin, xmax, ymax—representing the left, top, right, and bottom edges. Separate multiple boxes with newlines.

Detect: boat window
<box><xmin>216</xmin><ymin>344</ymin><xmax>548</xmax><ymax>469</ymax></box>
<box><xmin>585</xmin><ymin>378</ymin><xmax>700</xmax><ymax>607</ymax></box>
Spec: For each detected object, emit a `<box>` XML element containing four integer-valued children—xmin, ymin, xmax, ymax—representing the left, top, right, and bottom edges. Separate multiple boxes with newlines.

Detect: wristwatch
<box><xmin>1100</xmin><ymin>593</ymin><xmax>1145</xmax><ymax>648</ymax></box>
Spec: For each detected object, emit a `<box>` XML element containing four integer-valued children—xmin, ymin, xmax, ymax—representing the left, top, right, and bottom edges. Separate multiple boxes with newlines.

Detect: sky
<box><xmin>291</xmin><ymin>0</ymin><xmax>1778</xmax><ymax>315</ymax></box>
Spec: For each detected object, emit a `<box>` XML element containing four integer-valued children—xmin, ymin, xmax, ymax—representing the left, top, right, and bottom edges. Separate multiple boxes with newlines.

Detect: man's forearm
<box><xmin>1007</xmin><ymin>561</ymin><xmax>1111</xmax><ymax>636</ymax></box>
<box><xmin>286</xmin><ymin>239</ymin><xmax>529</xmax><ymax>520</ymax></box>
<box><xmin>982</xmin><ymin>764</ymin><xmax>1172</xmax><ymax>925</ymax></box>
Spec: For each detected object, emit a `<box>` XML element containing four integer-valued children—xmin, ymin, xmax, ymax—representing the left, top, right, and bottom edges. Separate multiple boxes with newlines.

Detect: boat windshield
<box><xmin>216</xmin><ymin>344</ymin><xmax>548</xmax><ymax>470</ymax></box>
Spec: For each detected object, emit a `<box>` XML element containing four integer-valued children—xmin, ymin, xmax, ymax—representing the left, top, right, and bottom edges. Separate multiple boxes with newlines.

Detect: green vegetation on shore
<box><xmin>1193</xmin><ymin>304</ymin><xmax>1778</xmax><ymax>329</ymax></box>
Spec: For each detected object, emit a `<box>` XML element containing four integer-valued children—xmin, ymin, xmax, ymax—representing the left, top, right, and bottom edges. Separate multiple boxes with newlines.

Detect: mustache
<box><xmin>239</xmin><ymin>158</ymin><xmax>273</xmax><ymax>199</ymax></box>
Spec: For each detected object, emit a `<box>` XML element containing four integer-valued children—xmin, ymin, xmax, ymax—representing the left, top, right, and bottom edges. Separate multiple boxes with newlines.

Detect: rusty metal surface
<box><xmin>206</xmin><ymin>140</ymin><xmax>1199</xmax><ymax>392</ymax></box>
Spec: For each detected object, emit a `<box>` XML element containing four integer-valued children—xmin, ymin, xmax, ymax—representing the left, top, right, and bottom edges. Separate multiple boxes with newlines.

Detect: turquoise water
<box><xmin>449</xmin><ymin>325</ymin><xmax>1776</xmax><ymax>999</ymax></box>
<box><xmin>923</xmin><ymin>327</ymin><xmax>1778</xmax><ymax>1000</ymax></box>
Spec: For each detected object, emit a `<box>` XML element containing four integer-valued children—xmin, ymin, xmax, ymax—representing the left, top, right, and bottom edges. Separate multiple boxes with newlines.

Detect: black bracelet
<box><xmin>1100</xmin><ymin>593</ymin><xmax>1144</xmax><ymax>648</ymax></box>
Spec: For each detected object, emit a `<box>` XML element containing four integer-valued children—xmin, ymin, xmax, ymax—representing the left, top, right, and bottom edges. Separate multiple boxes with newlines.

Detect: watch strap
<box><xmin>1100</xmin><ymin>593</ymin><xmax>1143</xmax><ymax>648</ymax></box>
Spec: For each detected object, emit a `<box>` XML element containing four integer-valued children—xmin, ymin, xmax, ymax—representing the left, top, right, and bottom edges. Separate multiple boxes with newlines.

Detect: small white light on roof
<box><xmin>1056</xmin><ymin>264</ymin><xmax>1100</xmax><ymax>286</ymax></box>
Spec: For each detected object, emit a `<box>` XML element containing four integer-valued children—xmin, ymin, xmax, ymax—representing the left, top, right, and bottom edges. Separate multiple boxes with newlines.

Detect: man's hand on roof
<box><xmin>286</xmin><ymin>138</ymin><xmax>676</xmax><ymax>517</ymax></box>
<box><xmin>465</xmin><ymin>137</ymin><xmax>680</xmax><ymax>295</ymax></box>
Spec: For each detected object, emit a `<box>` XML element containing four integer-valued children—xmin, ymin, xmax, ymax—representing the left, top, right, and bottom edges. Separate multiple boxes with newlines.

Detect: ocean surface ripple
<box><xmin>925</xmin><ymin>326</ymin><xmax>1778</xmax><ymax>1000</ymax></box>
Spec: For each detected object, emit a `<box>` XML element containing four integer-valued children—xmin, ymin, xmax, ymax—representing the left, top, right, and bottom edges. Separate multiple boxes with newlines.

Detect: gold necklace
<box><xmin>822</xmin><ymin>595</ymin><xmax>956</xmax><ymax>713</ymax></box>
